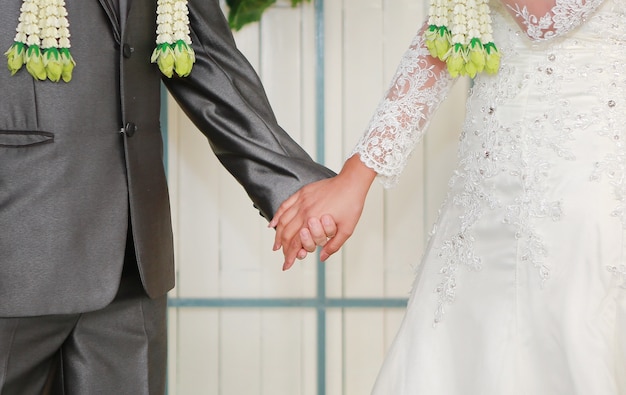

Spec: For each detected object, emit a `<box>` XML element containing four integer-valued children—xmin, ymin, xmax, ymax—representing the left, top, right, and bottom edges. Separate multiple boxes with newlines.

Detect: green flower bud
<box><xmin>5</xmin><ymin>43</ymin><xmax>26</xmax><ymax>75</ymax></box>
<box><xmin>434</xmin><ymin>27</ymin><xmax>451</xmax><ymax>60</ymax></box>
<box><xmin>60</xmin><ymin>49</ymin><xmax>76</xmax><ymax>82</ymax></box>
<box><xmin>484</xmin><ymin>43</ymin><xmax>501</xmax><ymax>75</ymax></box>
<box><xmin>446</xmin><ymin>45</ymin><xmax>467</xmax><ymax>78</ymax></box>
<box><xmin>467</xmin><ymin>40</ymin><xmax>486</xmax><ymax>78</ymax></box>
<box><xmin>159</xmin><ymin>53</ymin><xmax>175</xmax><ymax>78</ymax></box>
<box><xmin>43</xmin><ymin>48</ymin><xmax>63</xmax><ymax>82</ymax></box>
<box><xmin>151</xmin><ymin>44</ymin><xmax>175</xmax><ymax>78</ymax></box>
<box><xmin>464</xmin><ymin>61</ymin><xmax>478</xmax><ymax>79</ymax></box>
<box><xmin>25</xmin><ymin>46</ymin><xmax>47</xmax><ymax>81</ymax></box>
<box><xmin>469</xmin><ymin>48</ymin><xmax>486</xmax><ymax>69</ymax></box>
<box><xmin>173</xmin><ymin>40</ymin><xmax>195</xmax><ymax>77</ymax></box>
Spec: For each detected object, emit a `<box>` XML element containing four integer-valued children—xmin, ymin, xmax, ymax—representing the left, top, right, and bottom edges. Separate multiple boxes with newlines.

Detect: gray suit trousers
<box><xmin>0</xmin><ymin>274</ymin><xmax>167</xmax><ymax>395</ymax></box>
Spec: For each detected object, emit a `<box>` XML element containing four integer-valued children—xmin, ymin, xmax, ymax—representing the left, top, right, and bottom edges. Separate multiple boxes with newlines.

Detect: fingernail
<box><xmin>320</xmin><ymin>252</ymin><xmax>329</xmax><ymax>261</ymax></box>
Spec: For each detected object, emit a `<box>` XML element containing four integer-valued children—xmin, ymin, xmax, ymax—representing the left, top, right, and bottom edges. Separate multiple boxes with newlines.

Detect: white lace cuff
<box><xmin>352</xmin><ymin>26</ymin><xmax>455</xmax><ymax>188</ymax></box>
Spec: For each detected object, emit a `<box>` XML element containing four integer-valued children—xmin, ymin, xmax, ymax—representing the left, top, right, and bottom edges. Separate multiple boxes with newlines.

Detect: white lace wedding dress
<box><xmin>354</xmin><ymin>1</ymin><xmax>626</xmax><ymax>393</ymax></box>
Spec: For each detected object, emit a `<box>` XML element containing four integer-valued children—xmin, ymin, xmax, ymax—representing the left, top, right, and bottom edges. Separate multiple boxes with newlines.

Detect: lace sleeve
<box><xmin>352</xmin><ymin>24</ymin><xmax>454</xmax><ymax>188</ymax></box>
<box><xmin>501</xmin><ymin>0</ymin><xmax>606</xmax><ymax>40</ymax></box>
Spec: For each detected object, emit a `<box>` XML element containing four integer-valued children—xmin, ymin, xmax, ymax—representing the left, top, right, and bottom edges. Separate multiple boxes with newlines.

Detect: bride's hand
<box><xmin>297</xmin><ymin>214</ymin><xmax>338</xmax><ymax>254</ymax></box>
<box><xmin>269</xmin><ymin>155</ymin><xmax>376</xmax><ymax>270</ymax></box>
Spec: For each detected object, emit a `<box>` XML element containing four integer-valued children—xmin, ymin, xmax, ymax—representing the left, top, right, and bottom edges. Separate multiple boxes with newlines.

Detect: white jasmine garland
<box><xmin>4</xmin><ymin>0</ymin><xmax>74</xmax><ymax>81</ymax></box>
<box><xmin>5</xmin><ymin>0</ymin><xmax>195</xmax><ymax>82</ymax></box>
<box><xmin>39</xmin><ymin>0</ymin><xmax>74</xmax><ymax>82</ymax></box>
<box><xmin>151</xmin><ymin>0</ymin><xmax>196</xmax><ymax>78</ymax></box>
<box><xmin>425</xmin><ymin>0</ymin><xmax>500</xmax><ymax>78</ymax></box>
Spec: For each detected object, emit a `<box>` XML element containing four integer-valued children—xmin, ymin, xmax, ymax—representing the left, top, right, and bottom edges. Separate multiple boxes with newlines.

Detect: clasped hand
<box><xmin>269</xmin><ymin>155</ymin><xmax>376</xmax><ymax>270</ymax></box>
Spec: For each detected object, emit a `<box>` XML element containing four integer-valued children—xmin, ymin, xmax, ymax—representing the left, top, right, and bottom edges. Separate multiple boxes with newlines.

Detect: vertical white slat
<box><xmin>322</xmin><ymin>0</ymin><xmax>346</xmax><ymax>172</ymax></box>
<box><xmin>216</xmin><ymin>171</ymin><xmax>264</xmax><ymax>298</ymax></box>
<box><xmin>174</xmin><ymin>310</ymin><xmax>220</xmax><ymax>394</ymax></box>
<box><xmin>173</xmin><ymin>114</ymin><xmax>222</xmax><ymax>299</ymax></box>
<box><xmin>380</xmin><ymin>0</ymin><xmax>426</xmax><ymax>301</ymax></box>
<box><xmin>299</xmin><ymin>2</ymin><xmax>322</xmax><ymax>157</ymax></box>
<box><xmin>260</xmin><ymin>310</ymin><xmax>317</xmax><ymax>395</ymax></box>
<box><xmin>378</xmin><ymin>0</ymin><xmax>427</xmax><ymax>356</ymax></box>
<box><xmin>301</xmin><ymin>309</ymin><xmax>318</xmax><ymax>395</ymax></box>
<box><xmin>220</xmin><ymin>310</ymin><xmax>262</xmax><ymax>394</ymax></box>
<box><xmin>258</xmin><ymin>3</ymin><xmax>319</xmax><ymax>298</ymax></box>
<box><xmin>340</xmin><ymin>0</ymin><xmax>386</xmax><ymax>298</ymax></box>
<box><xmin>322</xmin><ymin>0</ymin><xmax>347</xmax><ymax>297</ymax></box>
<box><xmin>326</xmin><ymin>310</ymin><xmax>344</xmax><ymax>395</ymax></box>
<box><xmin>344</xmin><ymin>310</ymin><xmax>387</xmax><ymax>394</ymax></box>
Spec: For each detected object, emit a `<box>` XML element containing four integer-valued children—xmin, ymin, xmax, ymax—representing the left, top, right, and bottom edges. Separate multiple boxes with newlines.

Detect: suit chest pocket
<box><xmin>0</xmin><ymin>130</ymin><xmax>54</xmax><ymax>148</ymax></box>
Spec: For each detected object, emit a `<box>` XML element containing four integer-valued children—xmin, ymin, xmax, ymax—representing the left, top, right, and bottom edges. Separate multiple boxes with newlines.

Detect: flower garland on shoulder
<box><xmin>424</xmin><ymin>0</ymin><xmax>501</xmax><ymax>78</ymax></box>
<box><xmin>5</xmin><ymin>0</ymin><xmax>74</xmax><ymax>82</ymax></box>
<box><xmin>5</xmin><ymin>0</ymin><xmax>195</xmax><ymax>82</ymax></box>
<box><xmin>151</xmin><ymin>0</ymin><xmax>196</xmax><ymax>78</ymax></box>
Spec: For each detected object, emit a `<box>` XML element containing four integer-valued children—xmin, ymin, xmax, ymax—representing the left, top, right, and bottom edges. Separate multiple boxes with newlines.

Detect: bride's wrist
<box><xmin>338</xmin><ymin>154</ymin><xmax>377</xmax><ymax>193</ymax></box>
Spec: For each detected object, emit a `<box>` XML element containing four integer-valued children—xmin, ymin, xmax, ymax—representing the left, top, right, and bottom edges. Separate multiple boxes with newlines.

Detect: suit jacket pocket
<box><xmin>0</xmin><ymin>130</ymin><xmax>54</xmax><ymax>147</ymax></box>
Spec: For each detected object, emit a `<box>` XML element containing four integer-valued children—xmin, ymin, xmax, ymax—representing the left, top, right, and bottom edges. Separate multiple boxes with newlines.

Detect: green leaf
<box><xmin>227</xmin><ymin>0</ymin><xmax>276</xmax><ymax>31</ymax></box>
<box><xmin>227</xmin><ymin>0</ymin><xmax>312</xmax><ymax>31</ymax></box>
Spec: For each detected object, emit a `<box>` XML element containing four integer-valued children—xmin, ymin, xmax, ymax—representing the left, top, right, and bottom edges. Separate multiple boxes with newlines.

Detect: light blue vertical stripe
<box><xmin>315</xmin><ymin>0</ymin><xmax>326</xmax><ymax>166</ymax></box>
<box><xmin>314</xmin><ymin>1</ymin><xmax>327</xmax><ymax>394</ymax></box>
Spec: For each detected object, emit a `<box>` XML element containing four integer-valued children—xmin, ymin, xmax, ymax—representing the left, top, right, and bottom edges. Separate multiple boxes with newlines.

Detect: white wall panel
<box><xmin>167</xmin><ymin>95</ymin><xmax>221</xmax><ymax>299</ymax></box>
<box><xmin>259</xmin><ymin>310</ymin><xmax>317</xmax><ymax>395</ymax></box>
<box><xmin>174</xmin><ymin>310</ymin><xmax>220</xmax><ymax>394</ymax></box>
<box><xmin>337</xmin><ymin>0</ymin><xmax>387</xmax><ymax>299</ymax></box>
<box><xmin>167</xmin><ymin>0</ymin><xmax>466</xmax><ymax>393</ymax></box>
<box><xmin>325</xmin><ymin>310</ymin><xmax>343</xmax><ymax>395</ymax></box>
<box><xmin>321</xmin><ymin>0</ymin><xmax>347</xmax><ymax>301</ymax></box>
<box><xmin>381</xmin><ymin>0</ymin><xmax>427</xmax><ymax>300</ymax></box>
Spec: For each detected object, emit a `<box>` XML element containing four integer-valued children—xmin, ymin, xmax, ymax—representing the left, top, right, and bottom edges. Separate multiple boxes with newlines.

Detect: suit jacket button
<box><xmin>123</xmin><ymin>43</ymin><xmax>134</xmax><ymax>58</ymax></box>
<box><xmin>125</xmin><ymin>122</ymin><xmax>137</xmax><ymax>137</ymax></box>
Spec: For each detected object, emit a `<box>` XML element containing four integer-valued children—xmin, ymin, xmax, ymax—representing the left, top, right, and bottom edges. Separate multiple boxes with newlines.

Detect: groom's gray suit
<box><xmin>0</xmin><ymin>0</ymin><xmax>333</xmax><ymax>392</ymax></box>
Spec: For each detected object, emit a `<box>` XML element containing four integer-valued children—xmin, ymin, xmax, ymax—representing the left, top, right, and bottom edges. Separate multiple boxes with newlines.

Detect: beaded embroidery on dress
<box><xmin>358</xmin><ymin>0</ymin><xmax>626</xmax><ymax>394</ymax></box>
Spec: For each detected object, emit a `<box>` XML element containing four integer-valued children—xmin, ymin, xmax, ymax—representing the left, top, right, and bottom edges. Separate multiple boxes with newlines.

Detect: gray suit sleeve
<box><xmin>163</xmin><ymin>0</ymin><xmax>335</xmax><ymax>220</ymax></box>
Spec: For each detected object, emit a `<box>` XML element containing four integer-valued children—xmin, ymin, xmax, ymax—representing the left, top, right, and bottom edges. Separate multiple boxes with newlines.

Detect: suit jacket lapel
<box><xmin>119</xmin><ymin>0</ymin><xmax>130</xmax><ymax>26</ymax></box>
<box><xmin>97</xmin><ymin>0</ymin><xmax>122</xmax><ymax>44</ymax></box>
